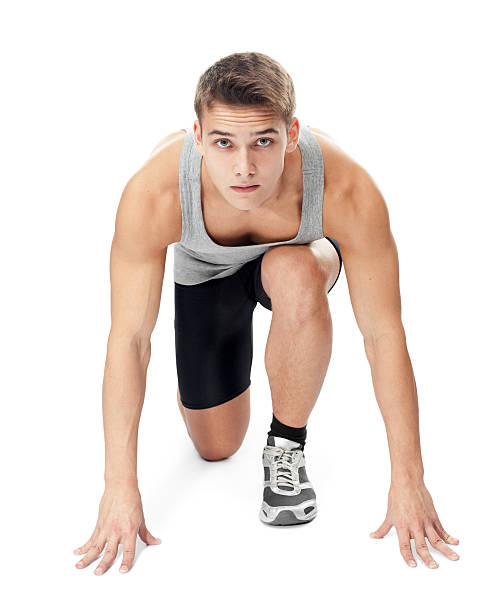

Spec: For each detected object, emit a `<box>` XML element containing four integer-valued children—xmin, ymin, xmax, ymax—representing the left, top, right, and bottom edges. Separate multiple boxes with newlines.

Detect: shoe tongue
<box><xmin>268</xmin><ymin>435</ymin><xmax>302</xmax><ymax>451</ymax></box>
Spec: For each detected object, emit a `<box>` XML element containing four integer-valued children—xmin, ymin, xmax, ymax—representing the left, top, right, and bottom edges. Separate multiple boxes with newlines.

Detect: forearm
<box><xmin>364</xmin><ymin>331</ymin><xmax>424</xmax><ymax>484</ymax></box>
<box><xmin>102</xmin><ymin>335</ymin><xmax>151</xmax><ymax>487</ymax></box>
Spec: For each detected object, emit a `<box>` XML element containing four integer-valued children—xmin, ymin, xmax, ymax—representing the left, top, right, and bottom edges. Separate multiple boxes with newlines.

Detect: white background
<box><xmin>1</xmin><ymin>0</ymin><xmax>493</xmax><ymax>610</ymax></box>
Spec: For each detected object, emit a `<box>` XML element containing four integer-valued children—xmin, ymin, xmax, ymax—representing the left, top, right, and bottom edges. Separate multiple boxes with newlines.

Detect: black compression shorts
<box><xmin>174</xmin><ymin>237</ymin><xmax>342</xmax><ymax>410</ymax></box>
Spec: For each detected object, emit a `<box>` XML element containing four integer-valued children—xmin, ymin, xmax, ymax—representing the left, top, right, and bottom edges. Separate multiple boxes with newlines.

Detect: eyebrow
<box><xmin>207</xmin><ymin>128</ymin><xmax>280</xmax><ymax>138</ymax></box>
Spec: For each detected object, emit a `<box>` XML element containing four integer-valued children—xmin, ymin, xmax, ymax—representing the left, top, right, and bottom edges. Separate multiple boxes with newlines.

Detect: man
<box><xmin>73</xmin><ymin>52</ymin><xmax>460</xmax><ymax>575</ymax></box>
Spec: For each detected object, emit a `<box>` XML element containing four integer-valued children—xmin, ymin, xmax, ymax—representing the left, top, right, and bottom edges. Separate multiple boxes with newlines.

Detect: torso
<box><xmin>139</xmin><ymin>125</ymin><xmax>358</xmax><ymax>249</ymax></box>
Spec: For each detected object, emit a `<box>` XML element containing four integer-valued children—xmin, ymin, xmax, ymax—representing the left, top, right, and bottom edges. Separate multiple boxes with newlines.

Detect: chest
<box><xmin>200</xmin><ymin>188</ymin><xmax>306</xmax><ymax>248</ymax></box>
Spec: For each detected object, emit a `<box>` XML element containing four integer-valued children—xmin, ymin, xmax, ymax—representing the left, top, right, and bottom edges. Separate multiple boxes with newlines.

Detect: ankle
<box><xmin>267</xmin><ymin>412</ymin><xmax>307</xmax><ymax>450</ymax></box>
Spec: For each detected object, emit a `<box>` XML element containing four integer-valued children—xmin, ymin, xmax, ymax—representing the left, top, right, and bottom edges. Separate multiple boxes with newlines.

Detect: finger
<box><xmin>75</xmin><ymin>541</ymin><xmax>105</xmax><ymax>569</ymax></box>
<box><xmin>119</xmin><ymin>535</ymin><xmax>137</xmax><ymax>573</ymax></box>
<box><xmin>74</xmin><ymin>538</ymin><xmax>92</xmax><ymax>555</ymax></box>
<box><xmin>369</xmin><ymin>517</ymin><xmax>393</xmax><ymax>539</ymax></box>
<box><xmin>94</xmin><ymin>539</ymin><xmax>120</xmax><ymax>575</ymax></box>
<box><xmin>425</xmin><ymin>522</ymin><xmax>460</xmax><ymax>561</ymax></box>
<box><xmin>396</xmin><ymin>526</ymin><xmax>417</xmax><ymax>568</ymax></box>
<box><xmin>138</xmin><ymin>523</ymin><xmax>161</xmax><ymax>546</ymax></box>
<box><xmin>74</xmin><ymin>529</ymin><xmax>99</xmax><ymax>555</ymax></box>
<box><xmin>432</xmin><ymin>515</ymin><xmax>459</xmax><ymax>545</ymax></box>
<box><xmin>412</xmin><ymin>529</ymin><xmax>438</xmax><ymax>569</ymax></box>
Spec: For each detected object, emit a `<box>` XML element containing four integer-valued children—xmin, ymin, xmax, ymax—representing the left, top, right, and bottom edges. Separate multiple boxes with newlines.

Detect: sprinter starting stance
<box><xmin>73</xmin><ymin>51</ymin><xmax>459</xmax><ymax>576</ymax></box>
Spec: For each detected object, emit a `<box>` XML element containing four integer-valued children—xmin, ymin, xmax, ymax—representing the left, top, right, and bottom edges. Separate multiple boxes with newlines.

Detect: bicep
<box><xmin>109</xmin><ymin>181</ymin><xmax>168</xmax><ymax>345</ymax></box>
<box><xmin>338</xmin><ymin>175</ymin><xmax>404</xmax><ymax>343</ymax></box>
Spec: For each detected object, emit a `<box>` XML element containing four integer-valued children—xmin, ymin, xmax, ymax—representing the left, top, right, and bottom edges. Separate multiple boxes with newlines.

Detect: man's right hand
<box><xmin>73</xmin><ymin>485</ymin><xmax>161</xmax><ymax>575</ymax></box>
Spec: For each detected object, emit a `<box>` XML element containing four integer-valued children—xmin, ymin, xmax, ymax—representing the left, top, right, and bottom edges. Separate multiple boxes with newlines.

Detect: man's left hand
<box><xmin>369</xmin><ymin>480</ymin><xmax>460</xmax><ymax>568</ymax></box>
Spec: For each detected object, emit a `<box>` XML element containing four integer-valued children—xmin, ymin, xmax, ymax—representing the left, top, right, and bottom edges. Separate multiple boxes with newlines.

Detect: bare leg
<box><xmin>261</xmin><ymin>239</ymin><xmax>339</xmax><ymax>428</ymax></box>
<box><xmin>176</xmin><ymin>386</ymin><xmax>251</xmax><ymax>460</ymax></box>
<box><xmin>264</xmin><ymin>293</ymin><xmax>333</xmax><ymax>427</ymax></box>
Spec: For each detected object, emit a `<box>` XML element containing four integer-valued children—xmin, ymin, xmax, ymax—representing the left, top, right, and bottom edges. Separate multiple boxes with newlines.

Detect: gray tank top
<box><xmin>173</xmin><ymin>124</ymin><xmax>325</xmax><ymax>285</ymax></box>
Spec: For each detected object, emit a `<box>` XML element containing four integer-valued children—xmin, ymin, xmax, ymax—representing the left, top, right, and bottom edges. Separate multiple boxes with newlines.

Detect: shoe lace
<box><xmin>272</xmin><ymin>449</ymin><xmax>300</xmax><ymax>491</ymax></box>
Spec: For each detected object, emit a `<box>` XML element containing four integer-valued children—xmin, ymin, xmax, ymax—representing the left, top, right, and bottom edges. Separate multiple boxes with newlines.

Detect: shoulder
<box><xmin>123</xmin><ymin>129</ymin><xmax>186</xmax><ymax>247</ymax></box>
<box><xmin>132</xmin><ymin>128</ymin><xmax>186</xmax><ymax>197</ymax></box>
<box><xmin>306</xmin><ymin>125</ymin><xmax>358</xmax><ymax>195</ymax></box>
<box><xmin>306</xmin><ymin>126</ymin><xmax>387</xmax><ymax>246</ymax></box>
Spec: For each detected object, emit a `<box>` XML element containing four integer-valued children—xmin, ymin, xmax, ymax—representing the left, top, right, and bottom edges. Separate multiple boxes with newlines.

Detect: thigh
<box><xmin>174</xmin><ymin>270</ymin><xmax>256</xmax><ymax>410</ymax></box>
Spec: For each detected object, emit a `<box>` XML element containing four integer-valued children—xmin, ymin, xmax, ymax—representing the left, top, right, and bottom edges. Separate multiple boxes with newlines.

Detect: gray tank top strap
<box><xmin>177</xmin><ymin>130</ymin><xmax>202</xmax><ymax>244</ymax></box>
<box><xmin>298</xmin><ymin>124</ymin><xmax>325</xmax><ymax>240</ymax></box>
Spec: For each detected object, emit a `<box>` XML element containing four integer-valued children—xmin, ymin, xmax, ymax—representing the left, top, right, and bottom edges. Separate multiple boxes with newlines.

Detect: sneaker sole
<box><xmin>259</xmin><ymin>500</ymin><xmax>317</xmax><ymax>525</ymax></box>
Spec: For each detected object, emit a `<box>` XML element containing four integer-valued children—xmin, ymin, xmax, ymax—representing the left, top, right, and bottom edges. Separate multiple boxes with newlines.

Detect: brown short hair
<box><xmin>194</xmin><ymin>52</ymin><xmax>296</xmax><ymax>135</ymax></box>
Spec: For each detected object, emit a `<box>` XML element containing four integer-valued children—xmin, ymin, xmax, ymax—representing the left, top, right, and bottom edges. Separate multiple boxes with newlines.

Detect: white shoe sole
<box><xmin>259</xmin><ymin>499</ymin><xmax>317</xmax><ymax>525</ymax></box>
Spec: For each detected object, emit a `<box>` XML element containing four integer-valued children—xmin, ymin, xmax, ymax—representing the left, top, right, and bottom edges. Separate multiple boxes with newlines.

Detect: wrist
<box><xmin>391</xmin><ymin>468</ymin><xmax>424</xmax><ymax>487</ymax></box>
<box><xmin>104</xmin><ymin>474</ymin><xmax>139</xmax><ymax>490</ymax></box>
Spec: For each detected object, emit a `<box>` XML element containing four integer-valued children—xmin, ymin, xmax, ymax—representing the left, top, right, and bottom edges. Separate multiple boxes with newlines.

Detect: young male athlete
<box><xmin>73</xmin><ymin>52</ymin><xmax>460</xmax><ymax>575</ymax></box>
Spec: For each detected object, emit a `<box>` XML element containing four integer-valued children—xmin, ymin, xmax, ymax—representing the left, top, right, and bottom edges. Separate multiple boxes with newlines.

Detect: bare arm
<box><xmin>103</xmin><ymin>178</ymin><xmax>168</xmax><ymax>487</ymax></box>
<box><xmin>332</xmin><ymin>167</ymin><xmax>459</xmax><ymax>568</ymax></box>
<box><xmin>335</xmin><ymin>170</ymin><xmax>424</xmax><ymax>482</ymax></box>
<box><xmin>74</xmin><ymin>172</ymin><xmax>179</xmax><ymax>575</ymax></box>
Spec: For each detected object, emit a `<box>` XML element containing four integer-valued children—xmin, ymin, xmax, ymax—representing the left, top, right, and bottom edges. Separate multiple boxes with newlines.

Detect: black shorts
<box><xmin>174</xmin><ymin>237</ymin><xmax>342</xmax><ymax>410</ymax></box>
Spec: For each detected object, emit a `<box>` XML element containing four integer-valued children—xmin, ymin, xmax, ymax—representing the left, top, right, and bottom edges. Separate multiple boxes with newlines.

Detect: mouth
<box><xmin>230</xmin><ymin>185</ymin><xmax>260</xmax><ymax>193</ymax></box>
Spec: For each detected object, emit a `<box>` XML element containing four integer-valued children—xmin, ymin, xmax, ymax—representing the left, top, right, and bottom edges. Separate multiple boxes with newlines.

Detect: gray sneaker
<box><xmin>259</xmin><ymin>435</ymin><xmax>317</xmax><ymax>525</ymax></box>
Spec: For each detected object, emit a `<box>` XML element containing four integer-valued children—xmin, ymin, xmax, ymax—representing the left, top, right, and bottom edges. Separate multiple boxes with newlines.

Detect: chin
<box><xmin>231</xmin><ymin>199</ymin><xmax>262</xmax><ymax>211</ymax></box>
<box><xmin>231</xmin><ymin>203</ymin><xmax>254</xmax><ymax>211</ymax></box>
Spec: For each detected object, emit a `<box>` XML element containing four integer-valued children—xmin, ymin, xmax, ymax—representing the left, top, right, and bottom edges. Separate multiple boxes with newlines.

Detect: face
<box><xmin>193</xmin><ymin>102</ymin><xmax>300</xmax><ymax>211</ymax></box>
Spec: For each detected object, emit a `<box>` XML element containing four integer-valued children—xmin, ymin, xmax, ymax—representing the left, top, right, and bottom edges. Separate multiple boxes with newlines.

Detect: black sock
<box><xmin>267</xmin><ymin>413</ymin><xmax>307</xmax><ymax>450</ymax></box>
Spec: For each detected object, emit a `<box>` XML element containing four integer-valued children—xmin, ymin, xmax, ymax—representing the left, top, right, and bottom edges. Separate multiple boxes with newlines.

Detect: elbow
<box><xmin>363</xmin><ymin>324</ymin><xmax>407</xmax><ymax>358</ymax></box>
<box><xmin>107</xmin><ymin>331</ymin><xmax>152</xmax><ymax>360</ymax></box>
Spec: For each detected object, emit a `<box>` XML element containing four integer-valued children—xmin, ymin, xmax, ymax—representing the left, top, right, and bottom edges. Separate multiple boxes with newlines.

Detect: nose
<box><xmin>234</xmin><ymin>148</ymin><xmax>255</xmax><ymax>177</ymax></box>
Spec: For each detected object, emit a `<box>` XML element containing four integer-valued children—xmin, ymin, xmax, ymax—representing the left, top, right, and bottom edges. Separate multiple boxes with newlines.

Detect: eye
<box><xmin>257</xmin><ymin>137</ymin><xmax>273</xmax><ymax>147</ymax></box>
<box><xmin>215</xmin><ymin>138</ymin><xmax>230</xmax><ymax>148</ymax></box>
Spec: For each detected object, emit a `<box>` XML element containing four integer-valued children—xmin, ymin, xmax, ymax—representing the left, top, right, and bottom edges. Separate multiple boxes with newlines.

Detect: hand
<box><xmin>73</xmin><ymin>485</ymin><xmax>161</xmax><ymax>575</ymax></box>
<box><xmin>369</xmin><ymin>479</ymin><xmax>460</xmax><ymax>568</ymax></box>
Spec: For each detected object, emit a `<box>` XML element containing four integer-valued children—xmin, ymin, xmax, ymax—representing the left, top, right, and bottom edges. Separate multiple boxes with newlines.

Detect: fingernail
<box><xmin>76</xmin><ymin>562</ymin><xmax>83</xmax><ymax>568</ymax></box>
<box><xmin>430</xmin><ymin>561</ymin><xmax>438</xmax><ymax>568</ymax></box>
<box><xmin>408</xmin><ymin>560</ymin><xmax>416</xmax><ymax>567</ymax></box>
<box><xmin>120</xmin><ymin>566</ymin><xmax>128</xmax><ymax>573</ymax></box>
<box><xmin>450</xmin><ymin>553</ymin><xmax>459</xmax><ymax>559</ymax></box>
<box><xmin>156</xmin><ymin>538</ymin><xmax>162</xmax><ymax>544</ymax></box>
<box><xmin>369</xmin><ymin>532</ymin><xmax>375</xmax><ymax>537</ymax></box>
<box><xmin>95</xmin><ymin>568</ymin><xmax>103</xmax><ymax>575</ymax></box>
<box><xmin>74</xmin><ymin>548</ymin><xmax>80</xmax><ymax>554</ymax></box>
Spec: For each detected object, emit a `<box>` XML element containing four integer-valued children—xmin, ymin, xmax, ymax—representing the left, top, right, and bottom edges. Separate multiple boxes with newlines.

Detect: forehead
<box><xmin>202</xmin><ymin>102</ymin><xmax>283</xmax><ymax>135</ymax></box>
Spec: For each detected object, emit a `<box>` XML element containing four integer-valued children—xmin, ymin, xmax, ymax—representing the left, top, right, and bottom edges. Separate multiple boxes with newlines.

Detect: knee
<box><xmin>197</xmin><ymin>443</ymin><xmax>241</xmax><ymax>461</ymax></box>
<box><xmin>263</xmin><ymin>246</ymin><xmax>326</xmax><ymax>295</ymax></box>
<box><xmin>262</xmin><ymin>246</ymin><xmax>328</xmax><ymax>314</ymax></box>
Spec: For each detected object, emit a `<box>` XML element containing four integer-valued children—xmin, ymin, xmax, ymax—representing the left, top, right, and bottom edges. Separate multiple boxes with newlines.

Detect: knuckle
<box><xmin>430</xmin><ymin>535</ymin><xmax>443</xmax><ymax>546</ymax></box>
<box><xmin>415</xmin><ymin>542</ymin><xmax>429</xmax><ymax>552</ymax></box>
<box><xmin>122</xmin><ymin>524</ymin><xmax>138</xmax><ymax>539</ymax></box>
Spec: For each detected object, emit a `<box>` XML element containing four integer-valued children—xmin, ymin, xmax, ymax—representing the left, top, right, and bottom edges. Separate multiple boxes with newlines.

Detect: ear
<box><xmin>193</xmin><ymin>120</ymin><xmax>204</xmax><ymax>155</ymax></box>
<box><xmin>286</xmin><ymin>118</ymin><xmax>300</xmax><ymax>153</ymax></box>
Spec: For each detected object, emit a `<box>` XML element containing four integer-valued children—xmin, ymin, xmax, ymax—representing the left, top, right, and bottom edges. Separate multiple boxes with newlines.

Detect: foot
<box><xmin>259</xmin><ymin>435</ymin><xmax>317</xmax><ymax>526</ymax></box>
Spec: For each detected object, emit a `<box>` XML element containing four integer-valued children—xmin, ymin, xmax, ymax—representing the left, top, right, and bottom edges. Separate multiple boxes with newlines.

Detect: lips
<box><xmin>231</xmin><ymin>185</ymin><xmax>260</xmax><ymax>193</ymax></box>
